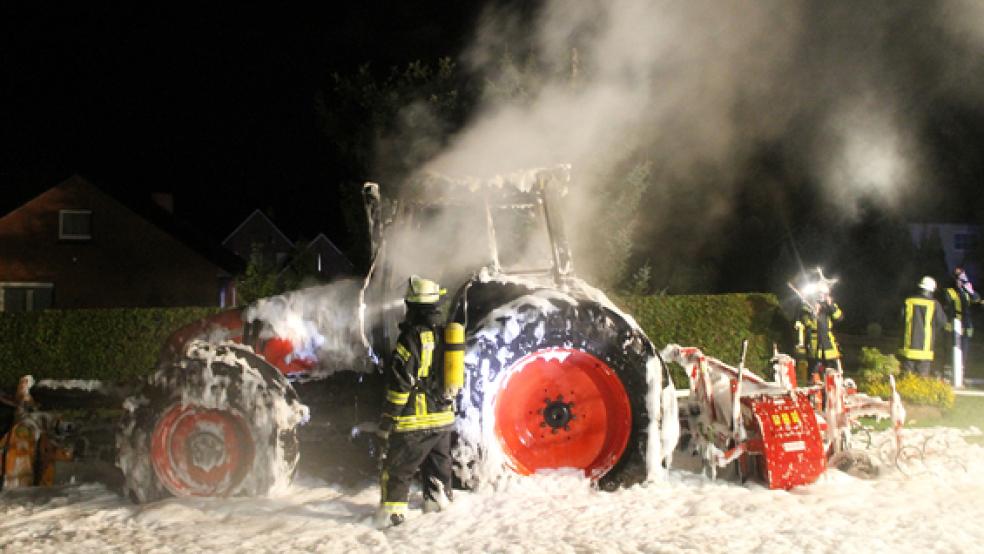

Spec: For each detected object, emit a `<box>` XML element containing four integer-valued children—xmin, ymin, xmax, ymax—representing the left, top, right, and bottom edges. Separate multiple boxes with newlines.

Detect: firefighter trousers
<box><xmin>902</xmin><ymin>358</ymin><xmax>932</xmax><ymax>377</ymax></box>
<box><xmin>380</xmin><ymin>428</ymin><xmax>453</xmax><ymax>515</ymax></box>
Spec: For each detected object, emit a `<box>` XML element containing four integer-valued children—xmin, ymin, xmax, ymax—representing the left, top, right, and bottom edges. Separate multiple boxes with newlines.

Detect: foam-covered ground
<box><xmin>1</xmin><ymin>428</ymin><xmax>981</xmax><ymax>553</ymax></box>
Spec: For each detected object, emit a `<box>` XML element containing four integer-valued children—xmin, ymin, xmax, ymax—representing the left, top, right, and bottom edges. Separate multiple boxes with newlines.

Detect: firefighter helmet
<box><xmin>405</xmin><ymin>275</ymin><xmax>446</xmax><ymax>305</ymax></box>
<box><xmin>919</xmin><ymin>276</ymin><xmax>936</xmax><ymax>292</ymax></box>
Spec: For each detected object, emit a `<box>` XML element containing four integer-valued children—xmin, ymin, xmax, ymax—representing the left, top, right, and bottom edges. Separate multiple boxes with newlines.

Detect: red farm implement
<box><xmin>662</xmin><ymin>342</ymin><xmax>906</xmax><ymax>489</ymax></box>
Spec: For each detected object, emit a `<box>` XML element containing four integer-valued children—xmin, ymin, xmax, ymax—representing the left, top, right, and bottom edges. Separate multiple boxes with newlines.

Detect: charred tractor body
<box><xmin>3</xmin><ymin>167</ymin><xmax>911</xmax><ymax>500</ymax></box>
<box><xmin>113</xmin><ymin>167</ymin><xmax>664</xmax><ymax>502</ymax></box>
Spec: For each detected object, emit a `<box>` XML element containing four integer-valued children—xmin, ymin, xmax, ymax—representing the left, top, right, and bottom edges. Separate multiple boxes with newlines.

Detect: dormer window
<box><xmin>59</xmin><ymin>209</ymin><xmax>92</xmax><ymax>240</ymax></box>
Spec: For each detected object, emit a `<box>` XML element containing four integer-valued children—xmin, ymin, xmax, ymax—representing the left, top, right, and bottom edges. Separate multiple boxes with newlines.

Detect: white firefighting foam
<box><xmin>3</xmin><ymin>427</ymin><xmax>983</xmax><ymax>553</ymax></box>
<box><xmin>34</xmin><ymin>379</ymin><xmax>106</xmax><ymax>392</ymax></box>
<box><xmin>245</xmin><ymin>279</ymin><xmax>367</xmax><ymax>377</ymax></box>
<box><xmin>116</xmin><ymin>341</ymin><xmax>309</xmax><ymax>502</ymax></box>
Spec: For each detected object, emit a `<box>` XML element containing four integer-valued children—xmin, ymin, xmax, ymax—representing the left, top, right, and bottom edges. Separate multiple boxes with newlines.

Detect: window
<box><xmin>59</xmin><ymin>209</ymin><xmax>92</xmax><ymax>240</ymax></box>
<box><xmin>954</xmin><ymin>233</ymin><xmax>977</xmax><ymax>251</ymax></box>
<box><xmin>0</xmin><ymin>283</ymin><xmax>54</xmax><ymax>312</ymax></box>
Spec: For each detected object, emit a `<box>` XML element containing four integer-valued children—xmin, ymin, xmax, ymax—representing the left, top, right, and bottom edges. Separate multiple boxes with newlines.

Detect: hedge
<box><xmin>0</xmin><ymin>307</ymin><xmax>221</xmax><ymax>388</ymax></box>
<box><xmin>613</xmin><ymin>293</ymin><xmax>789</xmax><ymax>385</ymax></box>
<box><xmin>0</xmin><ymin>294</ymin><xmax>788</xmax><ymax>391</ymax></box>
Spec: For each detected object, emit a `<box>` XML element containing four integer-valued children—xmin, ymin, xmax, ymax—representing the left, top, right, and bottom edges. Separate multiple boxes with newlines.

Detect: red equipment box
<box><xmin>748</xmin><ymin>393</ymin><xmax>826</xmax><ymax>489</ymax></box>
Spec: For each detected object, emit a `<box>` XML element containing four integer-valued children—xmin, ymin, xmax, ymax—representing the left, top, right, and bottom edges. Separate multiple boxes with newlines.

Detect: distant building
<box><xmin>280</xmin><ymin>233</ymin><xmax>355</xmax><ymax>283</ymax></box>
<box><xmin>223</xmin><ymin>211</ymin><xmax>354</xmax><ymax>285</ymax></box>
<box><xmin>222</xmin><ymin>209</ymin><xmax>295</xmax><ymax>269</ymax></box>
<box><xmin>0</xmin><ymin>175</ymin><xmax>242</xmax><ymax>311</ymax></box>
<box><xmin>909</xmin><ymin>223</ymin><xmax>982</xmax><ymax>279</ymax></box>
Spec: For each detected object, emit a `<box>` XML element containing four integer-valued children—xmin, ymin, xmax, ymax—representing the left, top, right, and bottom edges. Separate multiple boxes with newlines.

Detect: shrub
<box><xmin>865</xmin><ymin>372</ymin><xmax>955</xmax><ymax>410</ymax></box>
<box><xmin>0</xmin><ymin>307</ymin><xmax>221</xmax><ymax>388</ymax></box>
<box><xmin>855</xmin><ymin>346</ymin><xmax>954</xmax><ymax>410</ymax></box>
<box><xmin>856</xmin><ymin>346</ymin><xmax>900</xmax><ymax>386</ymax></box>
<box><xmin>614</xmin><ymin>293</ymin><xmax>787</xmax><ymax>386</ymax></box>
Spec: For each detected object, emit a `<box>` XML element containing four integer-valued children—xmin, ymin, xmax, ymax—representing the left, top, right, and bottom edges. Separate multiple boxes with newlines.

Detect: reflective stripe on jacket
<box><xmin>946</xmin><ymin>284</ymin><xmax>981</xmax><ymax>329</ymax></box>
<box><xmin>900</xmin><ymin>295</ymin><xmax>947</xmax><ymax>361</ymax></box>
<box><xmin>794</xmin><ymin>302</ymin><xmax>843</xmax><ymax>361</ymax></box>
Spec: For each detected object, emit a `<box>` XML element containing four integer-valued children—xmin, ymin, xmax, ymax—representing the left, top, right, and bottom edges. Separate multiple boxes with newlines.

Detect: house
<box><xmin>280</xmin><ymin>233</ymin><xmax>356</xmax><ymax>283</ymax></box>
<box><xmin>223</xmin><ymin>211</ymin><xmax>354</xmax><ymax>283</ymax></box>
<box><xmin>909</xmin><ymin>223</ymin><xmax>982</xmax><ymax>280</ymax></box>
<box><xmin>222</xmin><ymin>209</ymin><xmax>295</xmax><ymax>269</ymax></box>
<box><xmin>0</xmin><ymin>175</ymin><xmax>242</xmax><ymax>311</ymax></box>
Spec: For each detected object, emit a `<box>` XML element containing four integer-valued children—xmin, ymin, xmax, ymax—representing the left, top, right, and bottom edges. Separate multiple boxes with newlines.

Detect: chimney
<box><xmin>151</xmin><ymin>192</ymin><xmax>174</xmax><ymax>214</ymax></box>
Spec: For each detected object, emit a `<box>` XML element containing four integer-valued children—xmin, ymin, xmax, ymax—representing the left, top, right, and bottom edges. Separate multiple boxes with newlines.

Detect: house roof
<box><xmin>222</xmin><ymin>208</ymin><xmax>295</xmax><ymax>248</ymax></box>
<box><xmin>309</xmin><ymin>233</ymin><xmax>353</xmax><ymax>265</ymax></box>
<box><xmin>1</xmin><ymin>174</ymin><xmax>245</xmax><ymax>274</ymax></box>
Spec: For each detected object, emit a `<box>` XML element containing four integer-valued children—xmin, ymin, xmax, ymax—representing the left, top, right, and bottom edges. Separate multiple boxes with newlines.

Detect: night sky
<box><xmin>2</xmin><ymin>4</ymin><xmax>483</xmax><ymax>247</ymax></box>
<box><xmin>4</xmin><ymin>2</ymin><xmax>984</xmax><ymax>294</ymax></box>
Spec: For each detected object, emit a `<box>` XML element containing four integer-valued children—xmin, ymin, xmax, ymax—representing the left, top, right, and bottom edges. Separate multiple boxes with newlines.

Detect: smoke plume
<box><xmin>380</xmin><ymin>0</ymin><xmax>984</xmax><ymax>291</ymax></box>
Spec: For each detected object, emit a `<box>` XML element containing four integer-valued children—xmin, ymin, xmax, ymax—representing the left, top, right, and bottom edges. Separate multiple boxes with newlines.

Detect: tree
<box><xmin>585</xmin><ymin>161</ymin><xmax>653</xmax><ymax>290</ymax></box>
<box><xmin>236</xmin><ymin>243</ymin><xmax>282</xmax><ymax>305</ymax></box>
<box><xmin>315</xmin><ymin>58</ymin><xmax>467</xmax><ymax>187</ymax></box>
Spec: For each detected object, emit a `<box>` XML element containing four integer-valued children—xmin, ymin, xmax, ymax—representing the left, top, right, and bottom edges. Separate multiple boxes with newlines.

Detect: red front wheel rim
<box><xmin>494</xmin><ymin>348</ymin><xmax>632</xmax><ymax>479</ymax></box>
<box><xmin>150</xmin><ymin>403</ymin><xmax>254</xmax><ymax>497</ymax></box>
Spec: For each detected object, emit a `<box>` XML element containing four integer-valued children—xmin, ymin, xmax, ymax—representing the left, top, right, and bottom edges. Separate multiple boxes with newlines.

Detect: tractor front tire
<box><xmin>117</xmin><ymin>341</ymin><xmax>307</xmax><ymax>503</ymax></box>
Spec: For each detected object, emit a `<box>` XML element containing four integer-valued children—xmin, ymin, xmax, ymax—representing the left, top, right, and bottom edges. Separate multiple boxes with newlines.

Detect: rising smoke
<box><xmin>266</xmin><ymin>1</ymin><xmax>984</xmax><ymax>368</ymax></box>
<box><xmin>387</xmin><ymin>0</ymin><xmax>984</xmax><ymax>291</ymax></box>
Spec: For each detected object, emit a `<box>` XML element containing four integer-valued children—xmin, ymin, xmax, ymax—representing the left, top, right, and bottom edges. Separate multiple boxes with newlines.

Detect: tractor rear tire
<box><xmin>117</xmin><ymin>341</ymin><xmax>307</xmax><ymax>503</ymax></box>
<box><xmin>456</xmin><ymin>290</ymin><xmax>655</xmax><ymax>489</ymax></box>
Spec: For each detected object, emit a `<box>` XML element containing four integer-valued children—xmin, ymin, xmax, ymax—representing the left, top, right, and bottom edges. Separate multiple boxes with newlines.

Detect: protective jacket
<box><xmin>945</xmin><ymin>285</ymin><xmax>980</xmax><ymax>334</ymax></box>
<box><xmin>379</xmin><ymin>318</ymin><xmax>454</xmax><ymax>434</ymax></box>
<box><xmin>900</xmin><ymin>293</ymin><xmax>948</xmax><ymax>361</ymax></box>
<box><xmin>794</xmin><ymin>301</ymin><xmax>843</xmax><ymax>361</ymax></box>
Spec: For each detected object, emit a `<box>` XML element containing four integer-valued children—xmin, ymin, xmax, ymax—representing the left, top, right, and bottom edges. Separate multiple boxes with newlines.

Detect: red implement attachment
<box><xmin>493</xmin><ymin>348</ymin><xmax>632</xmax><ymax>479</ymax></box>
<box><xmin>750</xmin><ymin>393</ymin><xmax>825</xmax><ymax>489</ymax></box>
<box><xmin>663</xmin><ymin>345</ymin><xmax>832</xmax><ymax>489</ymax></box>
<box><xmin>1</xmin><ymin>376</ymin><xmax>75</xmax><ymax>489</ymax></box>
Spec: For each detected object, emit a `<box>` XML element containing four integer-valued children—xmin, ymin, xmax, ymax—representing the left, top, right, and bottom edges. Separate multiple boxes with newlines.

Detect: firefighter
<box><xmin>794</xmin><ymin>282</ymin><xmax>843</xmax><ymax>384</ymax></box>
<box><xmin>945</xmin><ymin>266</ymin><xmax>981</xmax><ymax>373</ymax></box>
<box><xmin>899</xmin><ymin>276</ymin><xmax>948</xmax><ymax>377</ymax></box>
<box><xmin>374</xmin><ymin>275</ymin><xmax>455</xmax><ymax>529</ymax></box>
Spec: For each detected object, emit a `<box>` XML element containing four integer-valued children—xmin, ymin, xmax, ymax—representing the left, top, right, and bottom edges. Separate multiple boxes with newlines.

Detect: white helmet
<box><xmin>405</xmin><ymin>275</ymin><xmax>446</xmax><ymax>305</ymax></box>
<box><xmin>919</xmin><ymin>276</ymin><xmax>936</xmax><ymax>292</ymax></box>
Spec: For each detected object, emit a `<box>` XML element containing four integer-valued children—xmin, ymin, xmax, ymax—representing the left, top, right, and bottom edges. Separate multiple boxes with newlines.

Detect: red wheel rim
<box><xmin>494</xmin><ymin>348</ymin><xmax>632</xmax><ymax>479</ymax></box>
<box><xmin>150</xmin><ymin>403</ymin><xmax>254</xmax><ymax>497</ymax></box>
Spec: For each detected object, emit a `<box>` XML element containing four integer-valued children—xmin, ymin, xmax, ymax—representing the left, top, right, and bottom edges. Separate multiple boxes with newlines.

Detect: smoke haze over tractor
<box><xmin>376</xmin><ymin>0</ymin><xmax>984</xmax><ymax>291</ymax></box>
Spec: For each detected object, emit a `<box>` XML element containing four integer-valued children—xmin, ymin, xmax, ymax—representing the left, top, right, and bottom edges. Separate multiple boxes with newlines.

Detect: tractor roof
<box><xmin>399</xmin><ymin>164</ymin><xmax>571</xmax><ymax>206</ymax></box>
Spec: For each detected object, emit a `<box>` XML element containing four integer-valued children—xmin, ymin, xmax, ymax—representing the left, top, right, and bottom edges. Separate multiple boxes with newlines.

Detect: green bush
<box><xmin>856</xmin><ymin>346</ymin><xmax>900</xmax><ymax>386</ymax></box>
<box><xmin>0</xmin><ymin>307</ymin><xmax>221</xmax><ymax>389</ymax></box>
<box><xmin>613</xmin><ymin>293</ymin><xmax>788</xmax><ymax>386</ymax></box>
<box><xmin>855</xmin><ymin>346</ymin><xmax>954</xmax><ymax>410</ymax></box>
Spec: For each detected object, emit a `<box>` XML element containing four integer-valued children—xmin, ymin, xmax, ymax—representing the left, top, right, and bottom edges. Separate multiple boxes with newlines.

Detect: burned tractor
<box><xmin>114</xmin><ymin>166</ymin><xmax>666</xmax><ymax>502</ymax></box>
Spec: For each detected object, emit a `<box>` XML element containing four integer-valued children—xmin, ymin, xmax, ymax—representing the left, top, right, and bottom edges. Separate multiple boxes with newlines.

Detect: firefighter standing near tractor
<box><xmin>944</xmin><ymin>266</ymin><xmax>981</xmax><ymax>386</ymax></box>
<box><xmin>794</xmin><ymin>281</ymin><xmax>844</xmax><ymax>384</ymax></box>
<box><xmin>899</xmin><ymin>276</ymin><xmax>949</xmax><ymax>377</ymax></box>
<box><xmin>374</xmin><ymin>275</ymin><xmax>460</xmax><ymax>529</ymax></box>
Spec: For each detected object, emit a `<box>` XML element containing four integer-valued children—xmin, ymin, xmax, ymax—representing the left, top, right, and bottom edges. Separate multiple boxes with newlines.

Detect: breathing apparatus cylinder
<box><xmin>444</xmin><ymin>322</ymin><xmax>465</xmax><ymax>398</ymax></box>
